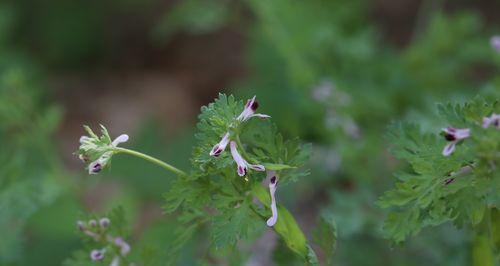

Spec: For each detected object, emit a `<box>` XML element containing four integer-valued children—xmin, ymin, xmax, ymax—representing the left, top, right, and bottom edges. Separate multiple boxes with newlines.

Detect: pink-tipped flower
<box><xmin>236</xmin><ymin>96</ymin><xmax>271</xmax><ymax>122</ymax></box>
<box><xmin>491</xmin><ymin>36</ymin><xmax>500</xmax><ymax>52</ymax></box>
<box><xmin>442</xmin><ymin>127</ymin><xmax>470</xmax><ymax>156</ymax></box>
<box><xmin>209</xmin><ymin>133</ymin><xmax>230</xmax><ymax>157</ymax></box>
<box><xmin>90</xmin><ymin>249</ymin><xmax>105</xmax><ymax>261</ymax></box>
<box><xmin>266</xmin><ymin>173</ymin><xmax>279</xmax><ymax>227</ymax></box>
<box><xmin>114</xmin><ymin>237</ymin><xmax>131</xmax><ymax>256</ymax></box>
<box><xmin>482</xmin><ymin>113</ymin><xmax>500</xmax><ymax>129</ymax></box>
<box><xmin>230</xmin><ymin>141</ymin><xmax>265</xmax><ymax>177</ymax></box>
<box><xmin>78</xmin><ymin>125</ymin><xmax>129</xmax><ymax>175</ymax></box>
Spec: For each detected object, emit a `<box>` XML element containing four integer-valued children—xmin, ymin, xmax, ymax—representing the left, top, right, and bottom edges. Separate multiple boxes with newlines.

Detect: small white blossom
<box><xmin>88</xmin><ymin>219</ymin><xmax>98</xmax><ymax>227</ymax></box>
<box><xmin>266</xmin><ymin>173</ymin><xmax>279</xmax><ymax>227</ymax></box>
<box><xmin>79</xmin><ymin>128</ymin><xmax>129</xmax><ymax>175</ymax></box>
<box><xmin>491</xmin><ymin>36</ymin><xmax>500</xmax><ymax>52</ymax></box>
<box><xmin>209</xmin><ymin>133</ymin><xmax>230</xmax><ymax>157</ymax></box>
<box><xmin>90</xmin><ymin>249</ymin><xmax>105</xmax><ymax>261</ymax></box>
<box><xmin>236</xmin><ymin>96</ymin><xmax>271</xmax><ymax>122</ymax></box>
<box><xmin>442</xmin><ymin>127</ymin><xmax>470</xmax><ymax>156</ymax></box>
<box><xmin>113</xmin><ymin>237</ymin><xmax>131</xmax><ymax>256</ymax></box>
<box><xmin>230</xmin><ymin>141</ymin><xmax>265</xmax><ymax>177</ymax></box>
<box><xmin>482</xmin><ymin>113</ymin><xmax>500</xmax><ymax>129</ymax></box>
<box><xmin>312</xmin><ymin>80</ymin><xmax>333</xmax><ymax>102</ymax></box>
<box><xmin>99</xmin><ymin>217</ymin><xmax>110</xmax><ymax>228</ymax></box>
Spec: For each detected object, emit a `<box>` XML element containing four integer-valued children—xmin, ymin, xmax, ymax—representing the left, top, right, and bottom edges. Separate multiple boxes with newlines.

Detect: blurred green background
<box><xmin>0</xmin><ymin>0</ymin><xmax>499</xmax><ymax>265</ymax></box>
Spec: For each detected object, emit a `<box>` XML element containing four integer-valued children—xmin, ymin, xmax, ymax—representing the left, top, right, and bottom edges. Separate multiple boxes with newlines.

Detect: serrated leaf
<box><xmin>211</xmin><ymin>201</ymin><xmax>260</xmax><ymax>249</ymax></box>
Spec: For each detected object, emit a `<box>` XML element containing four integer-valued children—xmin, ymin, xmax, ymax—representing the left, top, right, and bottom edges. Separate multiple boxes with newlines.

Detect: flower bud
<box><xmin>88</xmin><ymin>219</ymin><xmax>98</xmax><ymax>227</ymax></box>
<box><xmin>76</xmin><ymin>221</ymin><xmax>86</xmax><ymax>231</ymax></box>
<box><xmin>99</xmin><ymin>217</ymin><xmax>110</xmax><ymax>228</ymax></box>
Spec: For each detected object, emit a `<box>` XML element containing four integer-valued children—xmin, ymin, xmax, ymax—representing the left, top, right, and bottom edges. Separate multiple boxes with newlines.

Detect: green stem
<box><xmin>235</xmin><ymin>134</ymin><xmax>250</xmax><ymax>159</ymax></box>
<box><xmin>472</xmin><ymin>208</ymin><xmax>494</xmax><ymax>266</ymax></box>
<box><xmin>112</xmin><ymin>147</ymin><xmax>187</xmax><ymax>177</ymax></box>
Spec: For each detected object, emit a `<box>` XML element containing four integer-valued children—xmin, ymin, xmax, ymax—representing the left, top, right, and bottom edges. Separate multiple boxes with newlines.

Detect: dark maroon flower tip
<box><xmin>238</xmin><ymin>166</ymin><xmax>247</xmax><ymax>176</ymax></box>
<box><xmin>251</xmin><ymin>101</ymin><xmax>259</xmax><ymax>111</ymax></box>
<box><xmin>444</xmin><ymin>133</ymin><xmax>456</xmax><ymax>141</ymax></box>
<box><xmin>444</xmin><ymin>178</ymin><xmax>455</xmax><ymax>185</ymax></box>
<box><xmin>270</xmin><ymin>176</ymin><xmax>277</xmax><ymax>185</ymax></box>
<box><xmin>91</xmin><ymin>163</ymin><xmax>102</xmax><ymax>173</ymax></box>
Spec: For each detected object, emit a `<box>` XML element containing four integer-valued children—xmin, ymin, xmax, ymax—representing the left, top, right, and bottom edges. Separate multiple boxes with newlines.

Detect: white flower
<box><xmin>311</xmin><ymin>80</ymin><xmax>333</xmax><ymax>102</ymax></box>
<box><xmin>230</xmin><ymin>141</ymin><xmax>265</xmax><ymax>177</ymax></box>
<box><xmin>491</xmin><ymin>36</ymin><xmax>500</xmax><ymax>52</ymax></box>
<box><xmin>442</xmin><ymin>127</ymin><xmax>470</xmax><ymax>156</ymax></box>
<box><xmin>86</xmin><ymin>134</ymin><xmax>129</xmax><ymax>175</ymax></box>
<box><xmin>90</xmin><ymin>249</ymin><xmax>106</xmax><ymax>261</ymax></box>
<box><xmin>482</xmin><ymin>113</ymin><xmax>500</xmax><ymax>129</ymax></box>
<box><xmin>114</xmin><ymin>237</ymin><xmax>131</xmax><ymax>256</ymax></box>
<box><xmin>88</xmin><ymin>154</ymin><xmax>110</xmax><ymax>175</ymax></box>
<box><xmin>266</xmin><ymin>173</ymin><xmax>278</xmax><ymax>227</ymax></box>
<box><xmin>99</xmin><ymin>217</ymin><xmax>110</xmax><ymax>228</ymax></box>
<box><xmin>236</xmin><ymin>96</ymin><xmax>271</xmax><ymax>122</ymax></box>
<box><xmin>209</xmin><ymin>133</ymin><xmax>230</xmax><ymax>157</ymax></box>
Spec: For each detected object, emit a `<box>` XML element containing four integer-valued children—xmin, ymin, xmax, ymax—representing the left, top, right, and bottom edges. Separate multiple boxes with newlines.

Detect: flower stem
<box><xmin>112</xmin><ymin>147</ymin><xmax>187</xmax><ymax>177</ymax></box>
<box><xmin>235</xmin><ymin>134</ymin><xmax>250</xmax><ymax>158</ymax></box>
<box><xmin>472</xmin><ymin>207</ymin><xmax>494</xmax><ymax>266</ymax></box>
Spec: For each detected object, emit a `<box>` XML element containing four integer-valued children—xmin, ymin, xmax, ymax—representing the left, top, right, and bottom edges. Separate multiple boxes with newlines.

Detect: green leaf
<box><xmin>312</xmin><ymin>213</ymin><xmax>337</xmax><ymax>265</ymax></box>
<box><xmin>211</xmin><ymin>200</ymin><xmax>260</xmax><ymax>249</ymax></box>
<box><xmin>252</xmin><ymin>183</ymin><xmax>315</xmax><ymax>262</ymax></box>
<box><xmin>191</xmin><ymin>93</ymin><xmax>242</xmax><ymax>175</ymax></box>
<box><xmin>262</xmin><ymin>163</ymin><xmax>296</xmax><ymax>171</ymax></box>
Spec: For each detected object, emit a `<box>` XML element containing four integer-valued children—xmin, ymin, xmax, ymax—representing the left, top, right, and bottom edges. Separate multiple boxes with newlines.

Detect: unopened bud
<box><xmin>99</xmin><ymin>217</ymin><xmax>110</xmax><ymax>228</ymax></box>
<box><xmin>88</xmin><ymin>219</ymin><xmax>98</xmax><ymax>227</ymax></box>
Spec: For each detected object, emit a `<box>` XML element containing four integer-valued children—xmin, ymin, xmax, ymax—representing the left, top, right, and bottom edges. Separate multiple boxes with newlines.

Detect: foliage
<box><xmin>379</xmin><ymin>96</ymin><xmax>499</xmax><ymax>248</ymax></box>
<box><xmin>0</xmin><ymin>63</ymin><xmax>64</xmax><ymax>264</ymax></box>
<box><xmin>162</xmin><ymin>93</ymin><xmax>316</xmax><ymax>264</ymax></box>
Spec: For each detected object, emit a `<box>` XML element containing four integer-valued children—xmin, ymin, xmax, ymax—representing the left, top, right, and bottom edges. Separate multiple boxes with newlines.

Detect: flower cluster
<box><xmin>77</xmin><ymin>217</ymin><xmax>132</xmax><ymax>266</ymax></box>
<box><xmin>441</xmin><ymin>113</ymin><xmax>499</xmax><ymax>156</ymax></box>
<box><xmin>78</xmin><ymin>125</ymin><xmax>129</xmax><ymax>174</ymax></box>
<box><xmin>208</xmin><ymin>96</ymin><xmax>280</xmax><ymax>227</ymax></box>
<box><xmin>311</xmin><ymin>79</ymin><xmax>360</xmax><ymax>139</ymax></box>
<box><xmin>209</xmin><ymin>96</ymin><xmax>269</xmax><ymax>177</ymax></box>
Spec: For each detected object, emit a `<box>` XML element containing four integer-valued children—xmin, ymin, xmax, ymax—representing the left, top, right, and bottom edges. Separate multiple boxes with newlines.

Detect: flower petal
<box><xmin>454</xmin><ymin>128</ymin><xmax>470</xmax><ymax>139</ymax></box>
<box><xmin>112</xmin><ymin>134</ymin><xmax>129</xmax><ymax>146</ymax></box>
<box><xmin>249</xmin><ymin>113</ymin><xmax>271</xmax><ymax>119</ymax></box>
<box><xmin>266</xmin><ymin>175</ymin><xmax>278</xmax><ymax>227</ymax></box>
<box><xmin>79</xmin><ymin>136</ymin><xmax>91</xmax><ymax>144</ymax></box>
<box><xmin>210</xmin><ymin>133</ymin><xmax>230</xmax><ymax>156</ymax></box>
<box><xmin>230</xmin><ymin>141</ymin><xmax>248</xmax><ymax>176</ymax></box>
<box><xmin>90</xmin><ymin>249</ymin><xmax>105</xmax><ymax>261</ymax></box>
<box><xmin>114</xmin><ymin>237</ymin><xmax>131</xmax><ymax>256</ymax></box>
<box><xmin>88</xmin><ymin>160</ymin><xmax>102</xmax><ymax>174</ymax></box>
<box><xmin>442</xmin><ymin>142</ymin><xmax>456</xmax><ymax>156</ymax></box>
<box><xmin>237</xmin><ymin>96</ymin><xmax>259</xmax><ymax>122</ymax></box>
<box><xmin>249</xmin><ymin>164</ymin><xmax>266</xmax><ymax>171</ymax></box>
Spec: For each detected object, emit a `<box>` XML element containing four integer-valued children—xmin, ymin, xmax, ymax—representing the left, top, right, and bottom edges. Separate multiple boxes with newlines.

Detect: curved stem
<box><xmin>235</xmin><ymin>134</ymin><xmax>250</xmax><ymax>159</ymax></box>
<box><xmin>112</xmin><ymin>147</ymin><xmax>187</xmax><ymax>177</ymax></box>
